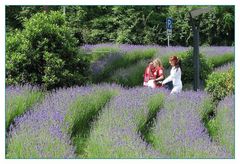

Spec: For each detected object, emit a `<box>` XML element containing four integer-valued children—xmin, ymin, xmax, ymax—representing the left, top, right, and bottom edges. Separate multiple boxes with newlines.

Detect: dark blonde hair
<box><xmin>169</xmin><ymin>56</ymin><xmax>181</xmax><ymax>71</ymax></box>
<box><xmin>153</xmin><ymin>58</ymin><xmax>162</xmax><ymax>67</ymax></box>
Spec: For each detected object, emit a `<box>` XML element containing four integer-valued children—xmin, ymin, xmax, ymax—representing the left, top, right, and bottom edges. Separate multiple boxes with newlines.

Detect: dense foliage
<box><xmin>205</xmin><ymin>68</ymin><xmax>234</xmax><ymax>102</ymax></box>
<box><xmin>6</xmin><ymin>5</ymin><xmax>234</xmax><ymax>46</ymax></box>
<box><xmin>6</xmin><ymin>11</ymin><xmax>90</xmax><ymax>89</ymax></box>
<box><xmin>179</xmin><ymin>49</ymin><xmax>213</xmax><ymax>85</ymax></box>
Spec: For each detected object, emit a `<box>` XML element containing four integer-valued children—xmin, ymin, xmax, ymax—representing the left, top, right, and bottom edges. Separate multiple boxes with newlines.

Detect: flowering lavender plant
<box><xmin>150</xmin><ymin>91</ymin><xmax>232</xmax><ymax>158</ymax></box>
<box><xmin>214</xmin><ymin>62</ymin><xmax>234</xmax><ymax>73</ymax></box>
<box><xmin>6</xmin><ymin>84</ymin><xmax>119</xmax><ymax>158</ymax></box>
<box><xmin>6</xmin><ymin>85</ymin><xmax>44</xmax><ymax>130</ymax></box>
<box><xmin>209</xmin><ymin>95</ymin><xmax>235</xmax><ymax>156</ymax></box>
<box><xmin>85</xmin><ymin>87</ymin><xmax>168</xmax><ymax>158</ymax></box>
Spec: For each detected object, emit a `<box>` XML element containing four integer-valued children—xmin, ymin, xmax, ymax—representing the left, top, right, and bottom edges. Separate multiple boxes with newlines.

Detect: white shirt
<box><xmin>162</xmin><ymin>66</ymin><xmax>182</xmax><ymax>88</ymax></box>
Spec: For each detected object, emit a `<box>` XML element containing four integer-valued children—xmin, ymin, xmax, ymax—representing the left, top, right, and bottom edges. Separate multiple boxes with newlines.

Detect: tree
<box><xmin>6</xmin><ymin>11</ymin><xmax>90</xmax><ymax>89</ymax></box>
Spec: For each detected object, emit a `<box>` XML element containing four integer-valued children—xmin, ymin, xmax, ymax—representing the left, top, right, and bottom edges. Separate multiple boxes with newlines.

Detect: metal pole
<box><xmin>193</xmin><ymin>26</ymin><xmax>200</xmax><ymax>91</ymax></box>
<box><xmin>189</xmin><ymin>13</ymin><xmax>200</xmax><ymax>91</ymax></box>
<box><xmin>167</xmin><ymin>35</ymin><xmax>170</xmax><ymax>47</ymax></box>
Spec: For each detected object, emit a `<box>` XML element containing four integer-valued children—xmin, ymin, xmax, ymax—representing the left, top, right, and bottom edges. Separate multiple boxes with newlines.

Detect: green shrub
<box><xmin>205</xmin><ymin>68</ymin><xmax>234</xmax><ymax>102</ymax></box>
<box><xmin>6</xmin><ymin>11</ymin><xmax>90</xmax><ymax>90</ymax></box>
<box><xmin>179</xmin><ymin>49</ymin><xmax>213</xmax><ymax>84</ymax></box>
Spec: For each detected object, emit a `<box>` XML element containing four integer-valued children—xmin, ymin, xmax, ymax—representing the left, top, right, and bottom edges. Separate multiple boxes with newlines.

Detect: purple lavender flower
<box><xmin>213</xmin><ymin>94</ymin><xmax>234</xmax><ymax>156</ymax></box>
<box><xmin>6</xmin><ymin>84</ymin><xmax>43</xmax><ymax>129</ymax></box>
<box><xmin>151</xmin><ymin>91</ymin><xmax>232</xmax><ymax>158</ymax></box>
<box><xmin>86</xmin><ymin>87</ymin><xmax>168</xmax><ymax>158</ymax></box>
<box><xmin>6</xmin><ymin>84</ymin><xmax>120</xmax><ymax>158</ymax></box>
<box><xmin>200</xmin><ymin>46</ymin><xmax>234</xmax><ymax>57</ymax></box>
<box><xmin>214</xmin><ymin>62</ymin><xmax>234</xmax><ymax>72</ymax></box>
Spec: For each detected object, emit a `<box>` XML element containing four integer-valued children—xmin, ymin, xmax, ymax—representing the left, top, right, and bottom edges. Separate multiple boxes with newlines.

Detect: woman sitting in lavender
<box><xmin>161</xmin><ymin>56</ymin><xmax>182</xmax><ymax>94</ymax></box>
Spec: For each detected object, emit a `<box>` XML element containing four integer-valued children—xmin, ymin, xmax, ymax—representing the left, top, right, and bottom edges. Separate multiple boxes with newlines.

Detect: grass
<box><xmin>108</xmin><ymin>60</ymin><xmax>147</xmax><ymax>87</ymax></box>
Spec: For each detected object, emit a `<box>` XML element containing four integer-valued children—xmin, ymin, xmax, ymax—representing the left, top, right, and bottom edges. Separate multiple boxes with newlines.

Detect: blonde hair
<box><xmin>153</xmin><ymin>58</ymin><xmax>162</xmax><ymax>67</ymax></box>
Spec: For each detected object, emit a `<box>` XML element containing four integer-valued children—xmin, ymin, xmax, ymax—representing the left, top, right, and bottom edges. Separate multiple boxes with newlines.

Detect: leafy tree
<box><xmin>6</xmin><ymin>11</ymin><xmax>90</xmax><ymax>89</ymax></box>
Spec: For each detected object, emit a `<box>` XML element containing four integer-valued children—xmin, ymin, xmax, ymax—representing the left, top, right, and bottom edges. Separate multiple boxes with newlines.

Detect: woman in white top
<box><xmin>162</xmin><ymin>56</ymin><xmax>182</xmax><ymax>94</ymax></box>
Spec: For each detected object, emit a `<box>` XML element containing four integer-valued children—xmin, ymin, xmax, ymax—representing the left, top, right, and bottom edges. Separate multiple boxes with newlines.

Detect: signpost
<box><xmin>63</xmin><ymin>6</ymin><xmax>66</xmax><ymax>15</ymax></box>
<box><xmin>189</xmin><ymin>7</ymin><xmax>211</xmax><ymax>91</ymax></box>
<box><xmin>166</xmin><ymin>17</ymin><xmax>173</xmax><ymax>47</ymax></box>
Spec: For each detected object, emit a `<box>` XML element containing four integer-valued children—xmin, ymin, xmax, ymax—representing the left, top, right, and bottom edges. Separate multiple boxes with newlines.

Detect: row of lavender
<box><xmin>6</xmin><ymin>84</ymin><xmax>234</xmax><ymax>158</ymax></box>
<box><xmin>82</xmin><ymin>44</ymin><xmax>234</xmax><ymax>86</ymax></box>
<box><xmin>6</xmin><ymin>84</ymin><xmax>118</xmax><ymax>158</ymax></box>
<box><xmin>207</xmin><ymin>95</ymin><xmax>235</xmax><ymax>156</ymax></box>
<box><xmin>6</xmin><ymin>85</ymin><xmax>44</xmax><ymax>130</ymax></box>
<box><xmin>85</xmin><ymin>87</ymin><xmax>166</xmax><ymax>158</ymax></box>
<box><xmin>150</xmin><ymin>91</ymin><xmax>232</xmax><ymax>158</ymax></box>
<box><xmin>82</xmin><ymin>44</ymin><xmax>234</xmax><ymax>57</ymax></box>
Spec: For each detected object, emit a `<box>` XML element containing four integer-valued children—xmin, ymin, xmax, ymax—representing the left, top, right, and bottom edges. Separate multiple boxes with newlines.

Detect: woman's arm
<box><xmin>162</xmin><ymin>75</ymin><xmax>172</xmax><ymax>84</ymax></box>
<box><xmin>162</xmin><ymin>68</ymin><xmax>176</xmax><ymax>84</ymax></box>
<box><xmin>154</xmin><ymin>75</ymin><xmax>164</xmax><ymax>81</ymax></box>
<box><xmin>154</xmin><ymin>67</ymin><xmax>164</xmax><ymax>82</ymax></box>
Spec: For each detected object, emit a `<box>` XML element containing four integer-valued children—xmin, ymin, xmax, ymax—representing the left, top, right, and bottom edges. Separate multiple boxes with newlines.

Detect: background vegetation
<box><xmin>6</xmin><ymin>6</ymin><xmax>234</xmax><ymax>46</ymax></box>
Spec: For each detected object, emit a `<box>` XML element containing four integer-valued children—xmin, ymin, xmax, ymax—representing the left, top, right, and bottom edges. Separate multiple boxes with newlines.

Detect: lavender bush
<box><xmin>200</xmin><ymin>46</ymin><xmax>234</xmax><ymax>57</ymax></box>
<box><xmin>6</xmin><ymin>83</ymin><xmax>234</xmax><ymax>158</ymax></box>
<box><xmin>214</xmin><ymin>62</ymin><xmax>234</xmax><ymax>73</ymax></box>
<box><xmin>92</xmin><ymin>48</ymin><xmax>157</xmax><ymax>83</ymax></box>
<box><xmin>208</xmin><ymin>95</ymin><xmax>234</xmax><ymax>156</ymax></box>
<box><xmin>149</xmin><ymin>91</ymin><xmax>232</xmax><ymax>158</ymax></box>
<box><xmin>6</xmin><ymin>84</ymin><xmax>119</xmax><ymax>158</ymax></box>
<box><xmin>6</xmin><ymin>85</ymin><xmax>44</xmax><ymax>129</ymax></box>
<box><xmin>85</xmin><ymin>87</ymin><xmax>168</xmax><ymax>158</ymax></box>
<box><xmin>82</xmin><ymin>44</ymin><xmax>233</xmax><ymax>58</ymax></box>
<box><xmin>82</xmin><ymin>44</ymin><xmax>234</xmax><ymax>87</ymax></box>
<box><xmin>63</xmin><ymin>89</ymin><xmax>118</xmax><ymax>156</ymax></box>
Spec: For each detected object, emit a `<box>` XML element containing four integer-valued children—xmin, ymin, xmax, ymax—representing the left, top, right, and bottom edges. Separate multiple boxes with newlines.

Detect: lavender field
<box><xmin>6</xmin><ymin>84</ymin><xmax>234</xmax><ymax>158</ymax></box>
<box><xmin>82</xmin><ymin>44</ymin><xmax>234</xmax><ymax>86</ymax></box>
<box><xmin>6</xmin><ymin>45</ymin><xmax>235</xmax><ymax>159</ymax></box>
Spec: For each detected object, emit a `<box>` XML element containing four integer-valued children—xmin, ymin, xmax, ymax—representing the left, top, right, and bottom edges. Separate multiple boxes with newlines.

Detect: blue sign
<box><xmin>166</xmin><ymin>18</ymin><xmax>173</xmax><ymax>29</ymax></box>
